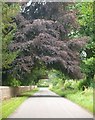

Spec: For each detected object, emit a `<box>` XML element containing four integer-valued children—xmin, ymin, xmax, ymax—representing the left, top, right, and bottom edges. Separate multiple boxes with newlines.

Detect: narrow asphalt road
<box><xmin>8</xmin><ymin>88</ymin><xmax>93</xmax><ymax>118</ymax></box>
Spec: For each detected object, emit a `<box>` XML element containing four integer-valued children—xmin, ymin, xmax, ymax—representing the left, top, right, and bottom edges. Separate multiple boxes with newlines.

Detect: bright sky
<box><xmin>26</xmin><ymin>0</ymin><xmax>32</xmax><ymax>7</ymax></box>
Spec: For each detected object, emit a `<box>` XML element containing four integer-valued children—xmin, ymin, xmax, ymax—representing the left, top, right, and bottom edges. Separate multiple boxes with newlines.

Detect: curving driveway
<box><xmin>8</xmin><ymin>88</ymin><xmax>93</xmax><ymax>118</ymax></box>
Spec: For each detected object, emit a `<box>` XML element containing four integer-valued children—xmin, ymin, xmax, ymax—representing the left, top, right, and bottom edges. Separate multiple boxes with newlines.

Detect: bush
<box><xmin>70</xmin><ymin>80</ymin><xmax>80</xmax><ymax>90</ymax></box>
<box><xmin>78</xmin><ymin>79</ymin><xmax>89</xmax><ymax>90</ymax></box>
<box><xmin>63</xmin><ymin>79</ymin><xmax>79</xmax><ymax>90</ymax></box>
<box><xmin>10</xmin><ymin>78</ymin><xmax>21</xmax><ymax>87</ymax></box>
<box><xmin>37</xmin><ymin>85</ymin><xmax>49</xmax><ymax>87</ymax></box>
<box><xmin>62</xmin><ymin>79</ymin><xmax>94</xmax><ymax>91</ymax></box>
<box><xmin>63</xmin><ymin>80</ymin><xmax>72</xmax><ymax>90</ymax></box>
<box><xmin>6</xmin><ymin>77</ymin><xmax>21</xmax><ymax>87</ymax></box>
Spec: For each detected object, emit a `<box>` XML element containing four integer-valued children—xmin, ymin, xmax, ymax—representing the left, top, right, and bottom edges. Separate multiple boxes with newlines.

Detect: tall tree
<box><xmin>76</xmin><ymin>2</ymin><xmax>95</xmax><ymax>82</ymax></box>
<box><xmin>9</xmin><ymin>2</ymin><xmax>88</xmax><ymax>81</ymax></box>
<box><xmin>2</xmin><ymin>3</ymin><xmax>20</xmax><ymax>85</ymax></box>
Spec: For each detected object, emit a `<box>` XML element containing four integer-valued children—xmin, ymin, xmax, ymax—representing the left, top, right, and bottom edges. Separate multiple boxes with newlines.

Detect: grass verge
<box><xmin>2</xmin><ymin>88</ymin><xmax>38</xmax><ymax>119</ymax></box>
<box><xmin>51</xmin><ymin>87</ymin><xmax>93</xmax><ymax>113</ymax></box>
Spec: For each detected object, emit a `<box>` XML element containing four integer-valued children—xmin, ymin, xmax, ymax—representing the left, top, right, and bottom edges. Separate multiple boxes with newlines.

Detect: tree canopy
<box><xmin>2</xmin><ymin>2</ymin><xmax>94</xmax><ymax>86</ymax></box>
<box><xmin>9</xmin><ymin>2</ymin><xmax>89</xmax><ymax>80</ymax></box>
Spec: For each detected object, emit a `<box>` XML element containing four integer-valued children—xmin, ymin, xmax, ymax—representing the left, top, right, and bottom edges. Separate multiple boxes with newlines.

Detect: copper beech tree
<box><xmin>9</xmin><ymin>2</ymin><xmax>89</xmax><ymax>80</ymax></box>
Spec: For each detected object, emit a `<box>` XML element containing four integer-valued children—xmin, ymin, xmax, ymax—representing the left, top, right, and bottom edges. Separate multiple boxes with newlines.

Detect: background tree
<box><xmin>2</xmin><ymin>3</ymin><xmax>20</xmax><ymax>85</ymax></box>
<box><xmin>76</xmin><ymin>2</ymin><xmax>95</xmax><ymax>83</ymax></box>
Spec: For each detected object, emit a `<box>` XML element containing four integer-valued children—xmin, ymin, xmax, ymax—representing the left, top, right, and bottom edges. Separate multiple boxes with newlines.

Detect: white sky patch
<box><xmin>81</xmin><ymin>51</ymin><xmax>87</xmax><ymax>58</ymax></box>
<box><xmin>26</xmin><ymin>0</ymin><xmax>32</xmax><ymax>7</ymax></box>
<box><xmin>27</xmin><ymin>9</ymin><xmax>30</xmax><ymax>12</ymax></box>
<box><xmin>34</xmin><ymin>8</ymin><xmax>38</xmax><ymax>13</ymax></box>
<box><xmin>22</xmin><ymin>7</ymin><xmax>25</xmax><ymax>12</ymax></box>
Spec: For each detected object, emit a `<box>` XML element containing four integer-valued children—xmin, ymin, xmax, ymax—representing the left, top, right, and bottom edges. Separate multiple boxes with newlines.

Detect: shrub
<box><xmin>63</xmin><ymin>79</ymin><xmax>80</xmax><ymax>90</ymax></box>
<box><xmin>78</xmin><ymin>79</ymin><xmax>89</xmax><ymax>90</ymax></box>
<box><xmin>64</xmin><ymin>80</ymin><xmax>73</xmax><ymax>90</ymax></box>
<box><xmin>10</xmin><ymin>78</ymin><xmax>21</xmax><ymax>87</ymax></box>
<box><xmin>70</xmin><ymin>80</ymin><xmax>80</xmax><ymax>90</ymax></box>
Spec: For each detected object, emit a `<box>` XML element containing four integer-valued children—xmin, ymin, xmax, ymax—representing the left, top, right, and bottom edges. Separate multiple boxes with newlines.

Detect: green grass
<box><xmin>2</xmin><ymin>88</ymin><xmax>38</xmax><ymax>119</ymax></box>
<box><xmin>66</xmin><ymin>89</ymin><xmax>93</xmax><ymax>113</ymax></box>
<box><xmin>51</xmin><ymin>87</ymin><xmax>93</xmax><ymax>113</ymax></box>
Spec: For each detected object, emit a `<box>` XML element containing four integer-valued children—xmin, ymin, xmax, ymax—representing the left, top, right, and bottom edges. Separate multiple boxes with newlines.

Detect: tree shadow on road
<box><xmin>17</xmin><ymin>94</ymin><xmax>61</xmax><ymax>98</ymax></box>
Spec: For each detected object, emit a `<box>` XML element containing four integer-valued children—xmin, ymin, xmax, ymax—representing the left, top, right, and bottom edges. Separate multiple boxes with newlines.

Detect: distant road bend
<box><xmin>8</xmin><ymin>88</ymin><xmax>93</xmax><ymax>118</ymax></box>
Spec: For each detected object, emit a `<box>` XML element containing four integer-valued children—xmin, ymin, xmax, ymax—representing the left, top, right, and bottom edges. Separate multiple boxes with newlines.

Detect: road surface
<box><xmin>8</xmin><ymin>88</ymin><xmax>93</xmax><ymax>118</ymax></box>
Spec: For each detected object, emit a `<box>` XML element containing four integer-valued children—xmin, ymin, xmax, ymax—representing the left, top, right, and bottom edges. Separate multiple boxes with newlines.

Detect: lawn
<box><xmin>2</xmin><ymin>88</ymin><xmax>38</xmax><ymax>119</ymax></box>
<box><xmin>51</xmin><ymin>87</ymin><xmax>93</xmax><ymax>113</ymax></box>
